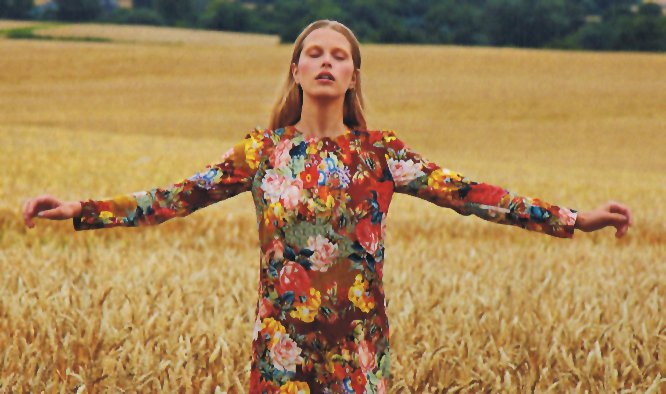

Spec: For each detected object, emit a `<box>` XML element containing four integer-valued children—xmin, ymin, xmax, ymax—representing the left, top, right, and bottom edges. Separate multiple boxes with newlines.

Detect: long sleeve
<box><xmin>73</xmin><ymin>127</ymin><xmax>267</xmax><ymax>231</ymax></box>
<box><xmin>381</xmin><ymin>129</ymin><xmax>578</xmax><ymax>239</ymax></box>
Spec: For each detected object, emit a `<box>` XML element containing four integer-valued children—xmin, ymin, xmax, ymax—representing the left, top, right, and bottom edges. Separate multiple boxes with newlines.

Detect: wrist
<box><xmin>70</xmin><ymin>201</ymin><xmax>83</xmax><ymax>218</ymax></box>
<box><xmin>574</xmin><ymin>211</ymin><xmax>585</xmax><ymax>229</ymax></box>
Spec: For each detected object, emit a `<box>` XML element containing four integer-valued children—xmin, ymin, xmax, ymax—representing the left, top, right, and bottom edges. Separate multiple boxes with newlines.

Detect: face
<box><xmin>292</xmin><ymin>27</ymin><xmax>358</xmax><ymax>100</ymax></box>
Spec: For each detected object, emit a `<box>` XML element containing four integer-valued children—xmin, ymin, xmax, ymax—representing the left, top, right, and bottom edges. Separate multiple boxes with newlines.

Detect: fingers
<box><xmin>608</xmin><ymin>200</ymin><xmax>633</xmax><ymax>226</ymax></box>
<box><xmin>23</xmin><ymin>195</ymin><xmax>61</xmax><ymax>229</ymax></box>
<box><xmin>607</xmin><ymin>211</ymin><xmax>630</xmax><ymax>238</ymax></box>
<box><xmin>608</xmin><ymin>200</ymin><xmax>633</xmax><ymax>238</ymax></box>
<box><xmin>38</xmin><ymin>208</ymin><xmax>57</xmax><ymax>219</ymax></box>
<box><xmin>23</xmin><ymin>198</ymin><xmax>34</xmax><ymax>228</ymax></box>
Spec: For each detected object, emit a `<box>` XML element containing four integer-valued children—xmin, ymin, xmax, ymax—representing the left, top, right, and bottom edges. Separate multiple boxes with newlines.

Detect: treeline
<box><xmin>2</xmin><ymin>0</ymin><xmax>666</xmax><ymax>51</ymax></box>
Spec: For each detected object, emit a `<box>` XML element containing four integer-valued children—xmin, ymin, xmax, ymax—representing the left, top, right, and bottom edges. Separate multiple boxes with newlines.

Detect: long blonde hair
<box><xmin>268</xmin><ymin>20</ymin><xmax>367</xmax><ymax>131</ymax></box>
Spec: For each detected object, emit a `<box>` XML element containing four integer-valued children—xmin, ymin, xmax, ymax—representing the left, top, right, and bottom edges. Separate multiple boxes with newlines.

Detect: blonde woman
<box><xmin>23</xmin><ymin>19</ymin><xmax>632</xmax><ymax>394</ymax></box>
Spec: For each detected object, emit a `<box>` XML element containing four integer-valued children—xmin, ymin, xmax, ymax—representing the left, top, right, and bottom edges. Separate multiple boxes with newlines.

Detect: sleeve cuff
<box><xmin>561</xmin><ymin>207</ymin><xmax>578</xmax><ymax>238</ymax></box>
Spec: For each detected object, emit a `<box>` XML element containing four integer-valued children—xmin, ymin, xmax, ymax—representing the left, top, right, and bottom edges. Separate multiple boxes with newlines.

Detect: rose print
<box><xmin>387</xmin><ymin>157</ymin><xmax>425</xmax><ymax>187</ymax></box>
<box><xmin>282</xmin><ymin>176</ymin><xmax>304</xmax><ymax>210</ymax></box>
<box><xmin>278</xmin><ymin>261</ymin><xmax>311</xmax><ymax>298</ymax></box>
<box><xmin>253</xmin><ymin>316</ymin><xmax>262</xmax><ymax>341</ymax></box>
<box><xmin>258</xmin><ymin>297</ymin><xmax>273</xmax><ymax>319</ymax></box>
<box><xmin>270</xmin><ymin>331</ymin><xmax>304</xmax><ymax>373</ymax></box>
<box><xmin>271</xmin><ymin>138</ymin><xmax>294</xmax><ymax>168</ymax></box>
<box><xmin>357</xmin><ymin>339</ymin><xmax>377</xmax><ymax>374</ymax></box>
<box><xmin>261</xmin><ymin>169</ymin><xmax>303</xmax><ymax>211</ymax></box>
<box><xmin>349</xmin><ymin>369</ymin><xmax>367</xmax><ymax>393</ymax></box>
<box><xmin>463</xmin><ymin>183</ymin><xmax>508</xmax><ymax>206</ymax></box>
<box><xmin>306</xmin><ymin>234</ymin><xmax>339</xmax><ymax>272</ymax></box>
<box><xmin>266</xmin><ymin>239</ymin><xmax>285</xmax><ymax>261</ymax></box>
<box><xmin>376</xmin><ymin>377</ymin><xmax>388</xmax><ymax>394</ymax></box>
<box><xmin>355</xmin><ymin>216</ymin><xmax>380</xmax><ymax>255</ymax></box>
<box><xmin>261</xmin><ymin>168</ymin><xmax>285</xmax><ymax>204</ymax></box>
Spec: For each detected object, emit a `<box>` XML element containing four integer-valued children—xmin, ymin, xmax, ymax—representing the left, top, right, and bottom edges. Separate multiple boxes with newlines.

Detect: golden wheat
<box><xmin>1</xmin><ymin>20</ymin><xmax>665</xmax><ymax>393</ymax></box>
<box><xmin>32</xmin><ymin>22</ymin><xmax>280</xmax><ymax>46</ymax></box>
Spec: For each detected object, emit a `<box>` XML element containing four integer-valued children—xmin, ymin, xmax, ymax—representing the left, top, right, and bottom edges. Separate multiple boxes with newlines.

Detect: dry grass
<box><xmin>0</xmin><ymin>20</ymin><xmax>40</xmax><ymax>30</ymax></box>
<box><xmin>1</xmin><ymin>22</ymin><xmax>665</xmax><ymax>393</ymax></box>
<box><xmin>31</xmin><ymin>22</ymin><xmax>280</xmax><ymax>46</ymax></box>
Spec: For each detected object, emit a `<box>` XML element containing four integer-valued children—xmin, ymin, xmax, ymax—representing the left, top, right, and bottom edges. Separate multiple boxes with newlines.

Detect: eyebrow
<box><xmin>304</xmin><ymin>44</ymin><xmax>349</xmax><ymax>55</ymax></box>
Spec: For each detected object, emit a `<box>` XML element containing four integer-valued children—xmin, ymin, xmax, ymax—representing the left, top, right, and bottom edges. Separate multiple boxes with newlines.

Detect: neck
<box><xmin>294</xmin><ymin>93</ymin><xmax>346</xmax><ymax>138</ymax></box>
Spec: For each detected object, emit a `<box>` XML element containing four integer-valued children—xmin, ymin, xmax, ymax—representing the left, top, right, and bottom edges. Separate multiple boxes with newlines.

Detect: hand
<box><xmin>574</xmin><ymin>200</ymin><xmax>633</xmax><ymax>238</ymax></box>
<box><xmin>22</xmin><ymin>194</ymin><xmax>82</xmax><ymax>229</ymax></box>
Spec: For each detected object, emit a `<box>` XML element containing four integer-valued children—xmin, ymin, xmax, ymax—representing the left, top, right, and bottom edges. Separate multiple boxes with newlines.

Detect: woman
<box><xmin>23</xmin><ymin>19</ymin><xmax>632</xmax><ymax>394</ymax></box>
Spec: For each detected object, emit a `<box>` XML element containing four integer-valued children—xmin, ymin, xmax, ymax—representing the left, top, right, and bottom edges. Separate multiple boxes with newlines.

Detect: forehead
<box><xmin>302</xmin><ymin>28</ymin><xmax>351</xmax><ymax>53</ymax></box>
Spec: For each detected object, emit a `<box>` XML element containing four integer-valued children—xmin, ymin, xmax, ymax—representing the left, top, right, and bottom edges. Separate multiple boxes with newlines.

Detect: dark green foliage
<box><xmin>99</xmin><ymin>7</ymin><xmax>165</xmax><ymax>25</ymax></box>
<box><xmin>0</xmin><ymin>0</ymin><xmax>34</xmax><ymax>19</ymax></box>
<box><xmin>10</xmin><ymin>0</ymin><xmax>666</xmax><ymax>52</ymax></box>
<box><xmin>55</xmin><ymin>0</ymin><xmax>102</xmax><ymax>21</ymax></box>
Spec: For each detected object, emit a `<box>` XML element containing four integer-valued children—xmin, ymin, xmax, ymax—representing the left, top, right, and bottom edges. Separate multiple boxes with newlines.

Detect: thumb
<box><xmin>38</xmin><ymin>207</ymin><xmax>61</xmax><ymax>219</ymax></box>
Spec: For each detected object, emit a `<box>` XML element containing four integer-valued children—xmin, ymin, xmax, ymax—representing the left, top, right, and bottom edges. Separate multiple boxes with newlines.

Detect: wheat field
<box><xmin>1</xmin><ymin>21</ymin><xmax>665</xmax><ymax>393</ymax></box>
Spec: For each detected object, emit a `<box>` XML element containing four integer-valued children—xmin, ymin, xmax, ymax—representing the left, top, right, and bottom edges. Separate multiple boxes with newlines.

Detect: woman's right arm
<box><xmin>23</xmin><ymin>127</ymin><xmax>270</xmax><ymax>231</ymax></box>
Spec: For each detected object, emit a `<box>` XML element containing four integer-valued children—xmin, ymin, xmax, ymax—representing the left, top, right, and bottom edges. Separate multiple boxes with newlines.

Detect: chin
<box><xmin>304</xmin><ymin>90</ymin><xmax>345</xmax><ymax>100</ymax></box>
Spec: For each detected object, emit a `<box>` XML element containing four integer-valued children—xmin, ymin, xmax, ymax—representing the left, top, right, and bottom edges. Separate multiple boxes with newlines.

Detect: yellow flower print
<box><xmin>279</xmin><ymin>380</ymin><xmax>310</xmax><ymax>394</ymax></box>
<box><xmin>99</xmin><ymin>211</ymin><xmax>114</xmax><ymax>219</ymax></box>
<box><xmin>383</xmin><ymin>129</ymin><xmax>397</xmax><ymax>143</ymax></box>
<box><xmin>290</xmin><ymin>288</ymin><xmax>321</xmax><ymax>323</ymax></box>
<box><xmin>244</xmin><ymin>135</ymin><xmax>262</xmax><ymax>170</ymax></box>
<box><xmin>348</xmin><ymin>274</ymin><xmax>376</xmax><ymax>313</ymax></box>
<box><xmin>306</xmin><ymin>143</ymin><xmax>318</xmax><ymax>155</ymax></box>
<box><xmin>263</xmin><ymin>202</ymin><xmax>286</xmax><ymax>226</ymax></box>
<box><xmin>261</xmin><ymin>317</ymin><xmax>286</xmax><ymax>347</ymax></box>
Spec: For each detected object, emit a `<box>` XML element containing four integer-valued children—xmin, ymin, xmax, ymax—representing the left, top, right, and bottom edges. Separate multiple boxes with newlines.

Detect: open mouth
<box><xmin>315</xmin><ymin>72</ymin><xmax>335</xmax><ymax>81</ymax></box>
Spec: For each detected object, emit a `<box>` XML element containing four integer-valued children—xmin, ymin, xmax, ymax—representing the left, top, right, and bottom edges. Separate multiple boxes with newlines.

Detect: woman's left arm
<box><xmin>381</xmin><ymin>129</ymin><xmax>632</xmax><ymax>239</ymax></box>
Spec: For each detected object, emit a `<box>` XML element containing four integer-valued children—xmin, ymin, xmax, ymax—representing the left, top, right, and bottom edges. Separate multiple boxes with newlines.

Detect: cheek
<box><xmin>298</xmin><ymin>60</ymin><xmax>317</xmax><ymax>77</ymax></box>
<box><xmin>338</xmin><ymin>63</ymin><xmax>355</xmax><ymax>81</ymax></box>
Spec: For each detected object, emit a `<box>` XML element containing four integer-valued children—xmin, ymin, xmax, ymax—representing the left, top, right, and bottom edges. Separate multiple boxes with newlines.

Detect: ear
<box><xmin>291</xmin><ymin>62</ymin><xmax>299</xmax><ymax>84</ymax></box>
<box><xmin>350</xmin><ymin>69</ymin><xmax>359</xmax><ymax>90</ymax></box>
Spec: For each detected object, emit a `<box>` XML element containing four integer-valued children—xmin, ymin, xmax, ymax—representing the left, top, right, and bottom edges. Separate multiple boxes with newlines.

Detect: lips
<box><xmin>315</xmin><ymin>71</ymin><xmax>335</xmax><ymax>81</ymax></box>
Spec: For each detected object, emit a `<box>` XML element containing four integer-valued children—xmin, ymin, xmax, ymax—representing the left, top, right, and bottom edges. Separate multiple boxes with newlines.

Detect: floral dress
<box><xmin>73</xmin><ymin>125</ymin><xmax>578</xmax><ymax>393</ymax></box>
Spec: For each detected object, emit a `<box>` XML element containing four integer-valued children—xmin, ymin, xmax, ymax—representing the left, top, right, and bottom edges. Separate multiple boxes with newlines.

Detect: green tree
<box><xmin>55</xmin><ymin>0</ymin><xmax>101</xmax><ymax>21</ymax></box>
<box><xmin>612</xmin><ymin>9</ymin><xmax>666</xmax><ymax>51</ymax></box>
<box><xmin>483</xmin><ymin>0</ymin><xmax>584</xmax><ymax>47</ymax></box>
<box><xmin>424</xmin><ymin>0</ymin><xmax>488</xmax><ymax>45</ymax></box>
<box><xmin>154</xmin><ymin>0</ymin><xmax>194</xmax><ymax>25</ymax></box>
<box><xmin>200</xmin><ymin>0</ymin><xmax>254</xmax><ymax>31</ymax></box>
<box><xmin>0</xmin><ymin>0</ymin><xmax>34</xmax><ymax>19</ymax></box>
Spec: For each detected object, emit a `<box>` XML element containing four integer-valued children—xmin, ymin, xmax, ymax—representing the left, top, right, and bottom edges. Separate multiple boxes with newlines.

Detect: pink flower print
<box><xmin>271</xmin><ymin>139</ymin><xmax>293</xmax><ymax>168</ymax></box>
<box><xmin>269</xmin><ymin>332</ymin><xmax>304</xmax><ymax>373</ymax></box>
<box><xmin>387</xmin><ymin>157</ymin><xmax>425</xmax><ymax>187</ymax></box>
<box><xmin>281</xmin><ymin>176</ymin><xmax>303</xmax><ymax>210</ymax></box>
<box><xmin>266</xmin><ymin>239</ymin><xmax>285</xmax><ymax>261</ymax></box>
<box><xmin>306</xmin><ymin>234</ymin><xmax>339</xmax><ymax>272</ymax></box>
<box><xmin>376</xmin><ymin>377</ymin><xmax>388</xmax><ymax>394</ymax></box>
<box><xmin>261</xmin><ymin>169</ymin><xmax>286</xmax><ymax>204</ymax></box>
<box><xmin>252</xmin><ymin>316</ymin><xmax>262</xmax><ymax>341</ymax></box>
<box><xmin>357</xmin><ymin>339</ymin><xmax>377</xmax><ymax>374</ymax></box>
<box><xmin>258</xmin><ymin>297</ymin><xmax>273</xmax><ymax>319</ymax></box>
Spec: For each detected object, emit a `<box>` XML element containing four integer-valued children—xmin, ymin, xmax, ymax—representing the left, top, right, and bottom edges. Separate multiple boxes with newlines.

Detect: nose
<box><xmin>321</xmin><ymin>53</ymin><xmax>333</xmax><ymax>68</ymax></box>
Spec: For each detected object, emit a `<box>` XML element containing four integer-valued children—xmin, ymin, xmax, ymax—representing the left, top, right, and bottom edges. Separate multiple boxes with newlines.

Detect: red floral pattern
<box><xmin>73</xmin><ymin>125</ymin><xmax>577</xmax><ymax>393</ymax></box>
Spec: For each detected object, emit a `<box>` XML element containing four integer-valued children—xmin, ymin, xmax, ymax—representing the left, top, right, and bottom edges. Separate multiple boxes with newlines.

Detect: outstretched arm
<box><xmin>381</xmin><ymin>129</ymin><xmax>579</xmax><ymax>239</ymax></box>
<box><xmin>72</xmin><ymin>127</ymin><xmax>268</xmax><ymax>231</ymax></box>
